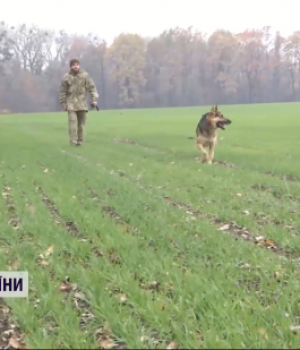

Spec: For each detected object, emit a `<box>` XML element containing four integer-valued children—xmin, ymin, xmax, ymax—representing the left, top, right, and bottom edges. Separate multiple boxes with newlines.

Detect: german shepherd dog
<box><xmin>196</xmin><ymin>105</ymin><xmax>231</xmax><ymax>164</ymax></box>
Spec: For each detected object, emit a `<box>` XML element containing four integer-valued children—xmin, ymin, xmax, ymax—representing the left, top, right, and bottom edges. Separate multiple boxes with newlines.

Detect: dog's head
<box><xmin>207</xmin><ymin>105</ymin><xmax>231</xmax><ymax>130</ymax></box>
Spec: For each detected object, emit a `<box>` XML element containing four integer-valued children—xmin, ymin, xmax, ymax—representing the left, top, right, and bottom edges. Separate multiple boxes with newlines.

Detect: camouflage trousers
<box><xmin>68</xmin><ymin>111</ymin><xmax>87</xmax><ymax>145</ymax></box>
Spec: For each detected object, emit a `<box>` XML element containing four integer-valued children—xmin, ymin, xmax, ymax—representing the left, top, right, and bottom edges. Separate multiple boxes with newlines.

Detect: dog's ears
<box><xmin>210</xmin><ymin>105</ymin><xmax>218</xmax><ymax>113</ymax></box>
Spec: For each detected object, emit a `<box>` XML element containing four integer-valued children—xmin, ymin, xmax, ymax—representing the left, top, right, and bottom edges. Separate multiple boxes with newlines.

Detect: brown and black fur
<box><xmin>196</xmin><ymin>105</ymin><xmax>231</xmax><ymax>164</ymax></box>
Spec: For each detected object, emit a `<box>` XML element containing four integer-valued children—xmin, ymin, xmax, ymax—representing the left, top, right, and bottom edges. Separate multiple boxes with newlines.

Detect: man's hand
<box><xmin>90</xmin><ymin>101</ymin><xmax>99</xmax><ymax>111</ymax></box>
<box><xmin>63</xmin><ymin>104</ymin><xmax>68</xmax><ymax>111</ymax></box>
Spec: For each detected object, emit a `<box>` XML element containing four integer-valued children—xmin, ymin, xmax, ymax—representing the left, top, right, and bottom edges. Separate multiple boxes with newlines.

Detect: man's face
<box><xmin>71</xmin><ymin>63</ymin><xmax>80</xmax><ymax>73</ymax></box>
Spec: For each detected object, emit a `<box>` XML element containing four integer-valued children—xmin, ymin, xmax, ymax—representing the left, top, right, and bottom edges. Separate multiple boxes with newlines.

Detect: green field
<box><xmin>1</xmin><ymin>103</ymin><xmax>300</xmax><ymax>349</ymax></box>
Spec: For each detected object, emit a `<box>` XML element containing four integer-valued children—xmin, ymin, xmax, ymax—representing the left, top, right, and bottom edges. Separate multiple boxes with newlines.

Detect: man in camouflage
<box><xmin>59</xmin><ymin>58</ymin><xmax>99</xmax><ymax>146</ymax></box>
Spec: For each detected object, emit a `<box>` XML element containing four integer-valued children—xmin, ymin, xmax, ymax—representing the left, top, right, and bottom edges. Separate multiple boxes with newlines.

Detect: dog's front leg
<box><xmin>207</xmin><ymin>145</ymin><xmax>215</xmax><ymax>164</ymax></box>
<box><xmin>197</xmin><ymin>142</ymin><xmax>208</xmax><ymax>163</ymax></box>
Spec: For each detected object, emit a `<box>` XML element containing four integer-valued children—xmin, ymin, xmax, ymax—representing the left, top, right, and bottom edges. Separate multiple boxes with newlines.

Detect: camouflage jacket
<box><xmin>59</xmin><ymin>69</ymin><xmax>99</xmax><ymax>111</ymax></box>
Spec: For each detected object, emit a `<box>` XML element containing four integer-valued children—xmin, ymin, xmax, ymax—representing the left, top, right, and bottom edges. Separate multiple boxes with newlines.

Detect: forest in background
<box><xmin>1</xmin><ymin>21</ymin><xmax>300</xmax><ymax>113</ymax></box>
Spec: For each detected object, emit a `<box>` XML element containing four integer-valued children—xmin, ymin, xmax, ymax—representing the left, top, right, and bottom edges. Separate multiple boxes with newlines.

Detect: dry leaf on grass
<box><xmin>256</xmin><ymin>238</ymin><xmax>277</xmax><ymax>249</ymax></box>
<box><xmin>290</xmin><ymin>325</ymin><xmax>300</xmax><ymax>332</ymax></box>
<box><xmin>37</xmin><ymin>260</ymin><xmax>49</xmax><ymax>266</ymax></box>
<box><xmin>196</xmin><ymin>331</ymin><xmax>204</xmax><ymax>342</ymax></box>
<box><xmin>2</xmin><ymin>191</ymin><xmax>9</xmax><ymax>198</ymax></box>
<box><xmin>96</xmin><ymin>324</ymin><xmax>121</xmax><ymax>349</ymax></box>
<box><xmin>149</xmin><ymin>281</ymin><xmax>160</xmax><ymax>289</ymax></box>
<box><xmin>240</xmin><ymin>263</ymin><xmax>251</xmax><ymax>270</ymax></box>
<box><xmin>99</xmin><ymin>338</ymin><xmax>125</xmax><ymax>349</ymax></box>
<box><xmin>141</xmin><ymin>281</ymin><xmax>160</xmax><ymax>291</ymax></box>
<box><xmin>219</xmin><ymin>223</ymin><xmax>230</xmax><ymax>231</ymax></box>
<box><xmin>99</xmin><ymin>337</ymin><xmax>116</xmax><ymax>349</ymax></box>
<box><xmin>8</xmin><ymin>219</ymin><xmax>21</xmax><ymax>230</ymax></box>
<box><xmin>34</xmin><ymin>299</ymin><xmax>40</xmax><ymax>308</ymax></box>
<box><xmin>166</xmin><ymin>341</ymin><xmax>178</xmax><ymax>349</ymax></box>
<box><xmin>242</xmin><ymin>210</ymin><xmax>250</xmax><ymax>215</ymax></box>
<box><xmin>8</xmin><ymin>335</ymin><xmax>27</xmax><ymax>349</ymax></box>
<box><xmin>8</xmin><ymin>260</ymin><xmax>20</xmax><ymax>270</ymax></box>
<box><xmin>265</xmin><ymin>239</ymin><xmax>276</xmax><ymax>247</ymax></box>
<box><xmin>2</xmin><ymin>187</ymin><xmax>12</xmax><ymax>199</ymax></box>
<box><xmin>39</xmin><ymin>245</ymin><xmax>54</xmax><ymax>259</ymax></box>
<box><xmin>258</xmin><ymin>327</ymin><xmax>268</xmax><ymax>339</ymax></box>
<box><xmin>60</xmin><ymin>282</ymin><xmax>77</xmax><ymax>293</ymax></box>
<box><xmin>108</xmin><ymin>255</ymin><xmax>122</xmax><ymax>265</ymax></box>
<box><xmin>140</xmin><ymin>335</ymin><xmax>148</xmax><ymax>342</ymax></box>
<box><xmin>74</xmin><ymin>291</ymin><xmax>85</xmax><ymax>300</ymax></box>
<box><xmin>274</xmin><ymin>271</ymin><xmax>281</xmax><ymax>279</ymax></box>
<box><xmin>119</xmin><ymin>294</ymin><xmax>127</xmax><ymax>304</ymax></box>
<box><xmin>43</xmin><ymin>168</ymin><xmax>49</xmax><ymax>173</ymax></box>
<box><xmin>0</xmin><ymin>305</ymin><xmax>10</xmax><ymax>314</ymax></box>
<box><xmin>45</xmin><ymin>245</ymin><xmax>54</xmax><ymax>256</ymax></box>
<box><xmin>8</xmin><ymin>336</ymin><xmax>20</xmax><ymax>349</ymax></box>
<box><xmin>92</xmin><ymin>248</ymin><xmax>104</xmax><ymax>257</ymax></box>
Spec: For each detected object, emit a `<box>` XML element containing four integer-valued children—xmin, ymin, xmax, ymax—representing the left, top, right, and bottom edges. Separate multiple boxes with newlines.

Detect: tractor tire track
<box><xmin>251</xmin><ymin>183</ymin><xmax>300</xmax><ymax>209</ymax></box>
<box><xmin>34</xmin><ymin>165</ymin><xmax>159</xmax><ymax>345</ymax></box>
<box><xmin>33</xmin><ymin>181</ymin><xmax>129</xmax><ymax>346</ymax></box>
<box><xmin>2</xmin><ymin>184</ymin><xmax>21</xmax><ymax>230</ymax></box>
<box><xmin>34</xmin><ymin>183</ymin><xmax>81</xmax><ymax>238</ymax></box>
<box><xmin>64</xmin><ymin>150</ymin><xmax>300</xmax><ymax>259</ymax></box>
<box><xmin>0</xmin><ymin>183</ymin><xmax>27</xmax><ymax>349</ymax></box>
<box><xmin>113</xmin><ymin>169</ymin><xmax>300</xmax><ymax>259</ymax></box>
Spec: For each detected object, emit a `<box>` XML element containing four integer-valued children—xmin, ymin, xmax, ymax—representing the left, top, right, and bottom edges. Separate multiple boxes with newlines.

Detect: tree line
<box><xmin>0</xmin><ymin>21</ymin><xmax>300</xmax><ymax>113</ymax></box>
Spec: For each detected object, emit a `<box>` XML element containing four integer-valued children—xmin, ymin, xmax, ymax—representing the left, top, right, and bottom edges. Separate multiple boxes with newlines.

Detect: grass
<box><xmin>1</xmin><ymin>102</ymin><xmax>300</xmax><ymax>349</ymax></box>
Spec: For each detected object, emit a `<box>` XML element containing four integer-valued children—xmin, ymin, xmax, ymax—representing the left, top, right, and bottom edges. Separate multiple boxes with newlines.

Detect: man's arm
<box><xmin>86</xmin><ymin>74</ymin><xmax>99</xmax><ymax>104</ymax></box>
<box><xmin>59</xmin><ymin>76</ymin><xmax>68</xmax><ymax>109</ymax></box>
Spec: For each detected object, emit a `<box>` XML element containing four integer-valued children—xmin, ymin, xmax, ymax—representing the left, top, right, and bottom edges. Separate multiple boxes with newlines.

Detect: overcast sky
<box><xmin>2</xmin><ymin>0</ymin><xmax>299</xmax><ymax>43</ymax></box>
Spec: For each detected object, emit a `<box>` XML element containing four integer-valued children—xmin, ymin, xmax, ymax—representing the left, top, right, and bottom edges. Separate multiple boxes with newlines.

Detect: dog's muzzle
<box><xmin>217</xmin><ymin>119</ymin><xmax>231</xmax><ymax>130</ymax></box>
